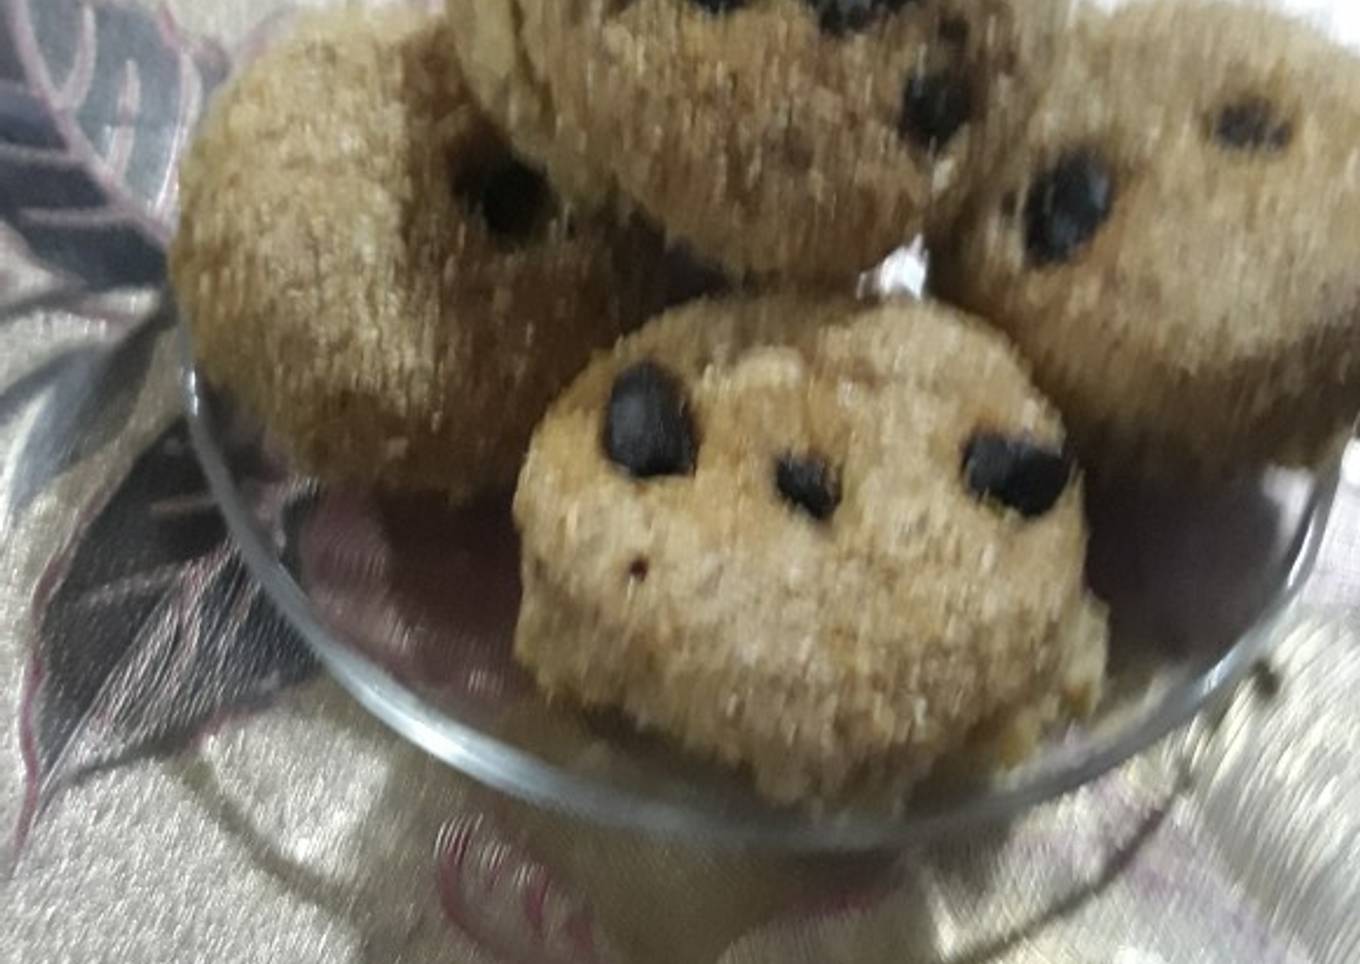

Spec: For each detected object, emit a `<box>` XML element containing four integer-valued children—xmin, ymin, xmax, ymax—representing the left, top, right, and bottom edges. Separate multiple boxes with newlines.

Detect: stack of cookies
<box><xmin>171</xmin><ymin>0</ymin><xmax>1360</xmax><ymax>805</ymax></box>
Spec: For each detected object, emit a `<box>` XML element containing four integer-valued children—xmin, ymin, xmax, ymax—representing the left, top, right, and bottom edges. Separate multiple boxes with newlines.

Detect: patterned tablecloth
<box><xmin>2</xmin><ymin>1</ymin><xmax>1360</xmax><ymax>961</ymax></box>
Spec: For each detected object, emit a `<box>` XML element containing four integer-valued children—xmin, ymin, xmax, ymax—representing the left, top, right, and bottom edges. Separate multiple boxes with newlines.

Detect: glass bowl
<box><xmin>180</xmin><ymin>310</ymin><xmax>1343</xmax><ymax>852</ymax></box>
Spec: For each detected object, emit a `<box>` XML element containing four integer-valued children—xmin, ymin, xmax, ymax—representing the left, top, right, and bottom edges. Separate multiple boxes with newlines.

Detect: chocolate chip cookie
<box><xmin>513</xmin><ymin>295</ymin><xmax>1107</xmax><ymax>803</ymax></box>
<box><xmin>936</xmin><ymin>1</ymin><xmax>1360</xmax><ymax>477</ymax></box>
<box><xmin>448</xmin><ymin>0</ymin><xmax>1070</xmax><ymax>283</ymax></box>
<box><xmin>171</xmin><ymin>8</ymin><xmax>663</xmax><ymax>498</ymax></box>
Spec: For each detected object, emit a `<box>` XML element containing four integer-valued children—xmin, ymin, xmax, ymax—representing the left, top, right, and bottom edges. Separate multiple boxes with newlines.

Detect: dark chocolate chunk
<box><xmin>605</xmin><ymin>362</ymin><xmax>697</xmax><ymax>478</ymax></box>
<box><xmin>690</xmin><ymin>0</ymin><xmax>747</xmax><ymax>13</ymax></box>
<box><xmin>1023</xmin><ymin>151</ymin><xmax>1113</xmax><ymax>265</ymax></box>
<box><xmin>460</xmin><ymin>159</ymin><xmax>553</xmax><ymax>242</ymax></box>
<box><xmin>900</xmin><ymin>69</ymin><xmax>973</xmax><ymax>151</ymax></box>
<box><xmin>938</xmin><ymin>14</ymin><xmax>969</xmax><ymax>44</ymax></box>
<box><xmin>812</xmin><ymin>0</ymin><xmax>875</xmax><ymax>33</ymax></box>
<box><xmin>776</xmin><ymin>453</ymin><xmax>841</xmax><ymax>521</ymax></box>
<box><xmin>962</xmin><ymin>432</ymin><xmax>1072</xmax><ymax>518</ymax></box>
<box><xmin>1213</xmin><ymin>98</ymin><xmax>1292</xmax><ymax>152</ymax></box>
<box><xmin>806</xmin><ymin>0</ymin><xmax>914</xmax><ymax>34</ymax></box>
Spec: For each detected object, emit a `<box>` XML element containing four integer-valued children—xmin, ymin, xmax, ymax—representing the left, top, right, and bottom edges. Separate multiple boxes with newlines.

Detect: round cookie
<box><xmin>449</xmin><ymin>0</ymin><xmax>1071</xmax><ymax>283</ymax></box>
<box><xmin>513</xmin><ymin>295</ymin><xmax>1107</xmax><ymax>804</ymax></box>
<box><xmin>171</xmin><ymin>8</ymin><xmax>665</xmax><ymax>498</ymax></box>
<box><xmin>935</xmin><ymin>1</ymin><xmax>1360</xmax><ymax>478</ymax></box>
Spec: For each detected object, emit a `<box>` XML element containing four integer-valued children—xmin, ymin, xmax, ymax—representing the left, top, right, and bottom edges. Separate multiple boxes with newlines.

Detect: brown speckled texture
<box><xmin>446</xmin><ymin>0</ymin><xmax>1071</xmax><ymax>284</ymax></box>
<box><xmin>514</xmin><ymin>295</ymin><xmax>1107</xmax><ymax>804</ymax></box>
<box><xmin>936</xmin><ymin>0</ymin><xmax>1360</xmax><ymax>479</ymax></box>
<box><xmin>171</xmin><ymin>8</ymin><xmax>664</xmax><ymax>499</ymax></box>
<box><xmin>442</xmin><ymin>0</ymin><xmax>614</xmax><ymax>209</ymax></box>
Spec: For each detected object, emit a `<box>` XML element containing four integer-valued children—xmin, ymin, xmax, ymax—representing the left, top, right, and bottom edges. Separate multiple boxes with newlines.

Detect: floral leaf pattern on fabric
<box><xmin>4</xmin><ymin>295</ymin><xmax>167</xmax><ymax>523</ymax></box>
<box><xmin>14</xmin><ymin>420</ymin><xmax>317</xmax><ymax>851</ymax></box>
<box><xmin>0</xmin><ymin>0</ymin><xmax>227</xmax><ymax>288</ymax></box>
<box><xmin>437</xmin><ymin>811</ymin><xmax>618</xmax><ymax>964</ymax></box>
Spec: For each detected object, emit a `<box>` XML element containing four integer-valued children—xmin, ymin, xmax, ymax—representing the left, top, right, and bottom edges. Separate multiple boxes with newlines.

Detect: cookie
<box><xmin>935</xmin><ymin>1</ymin><xmax>1360</xmax><ymax>477</ymax></box>
<box><xmin>513</xmin><ymin>295</ymin><xmax>1107</xmax><ymax>804</ymax></box>
<box><xmin>447</xmin><ymin>0</ymin><xmax>1070</xmax><ymax>283</ymax></box>
<box><xmin>171</xmin><ymin>8</ymin><xmax>664</xmax><ymax>498</ymax></box>
<box><xmin>443</xmin><ymin>0</ymin><xmax>613</xmax><ymax>209</ymax></box>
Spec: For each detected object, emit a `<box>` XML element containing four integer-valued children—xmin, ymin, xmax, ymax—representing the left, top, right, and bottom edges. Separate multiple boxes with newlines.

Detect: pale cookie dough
<box><xmin>936</xmin><ymin>1</ymin><xmax>1360</xmax><ymax>478</ymax></box>
<box><xmin>514</xmin><ymin>295</ymin><xmax>1107</xmax><ymax>804</ymax></box>
<box><xmin>171</xmin><ymin>8</ymin><xmax>664</xmax><ymax>498</ymax></box>
<box><xmin>446</xmin><ymin>0</ymin><xmax>1071</xmax><ymax>283</ymax></box>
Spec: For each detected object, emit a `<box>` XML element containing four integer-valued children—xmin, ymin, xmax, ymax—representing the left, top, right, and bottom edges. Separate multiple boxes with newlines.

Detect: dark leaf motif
<box><xmin>4</xmin><ymin>294</ymin><xmax>170</xmax><ymax>523</ymax></box>
<box><xmin>13</xmin><ymin>420</ymin><xmax>317</xmax><ymax>852</ymax></box>
<box><xmin>0</xmin><ymin>342</ymin><xmax>89</xmax><ymax>430</ymax></box>
<box><xmin>0</xmin><ymin>0</ymin><xmax>229</xmax><ymax>288</ymax></box>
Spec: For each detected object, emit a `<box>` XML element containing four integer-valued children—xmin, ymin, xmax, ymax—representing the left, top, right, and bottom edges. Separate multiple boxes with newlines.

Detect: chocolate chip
<box><xmin>457</xmin><ymin>158</ymin><xmax>553</xmax><ymax>242</ymax></box>
<box><xmin>806</xmin><ymin>0</ymin><xmax>913</xmax><ymax>34</ymax></box>
<box><xmin>776</xmin><ymin>453</ymin><xmax>841</xmax><ymax>521</ymax></box>
<box><xmin>963</xmin><ymin>433</ymin><xmax>1072</xmax><ymax>518</ymax></box>
<box><xmin>900</xmin><ymin>70</ymin><xmax>973</xmax><ymax>151</ymax></box>
<box><xmin>811</xmin><ymin>0</ymin><xmax>874</xmax><ymax>33</ymax></box>
<box><xmin>1213</xmin><ymin>98</ymin><xmax>1292</xmax><ymax>152</ymax></box>
<box><xmin>604</xmin><ymin>362</ymin><xmax>697</xmax><ymax>478</ymax></box>
<box><xmin>938</xmin><ymin>15</ymin><xmax>969</xmax><ymax>44</ymax></box>
<box><xmin>690</xmin><ymin>0</ymin><xmax>746</xmax><ymax>13</ymax></box>
<box><xmin>1023</xmin><ymin>151</ymin><xmax>1113</xmax><ymax>266</ymax></box>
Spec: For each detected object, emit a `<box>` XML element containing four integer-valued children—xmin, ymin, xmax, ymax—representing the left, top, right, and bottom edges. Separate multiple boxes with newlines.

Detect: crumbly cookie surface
<box><xmin>448</xmin><ymin>0</ymin><xmax>1070</xmax><ymax>283</ymax></box>
<box><xmin>172</xmin><ymin>8</ymin><xmax>662</xmax><ymax>498</ymax></box>
<box><xmin>514</xmin><ymin>295</ymin><xmax>1107</xmax><ymax>803</ymax></box>
<box><xmin>443</xmin><ymin>0</ymin><xmax>614</xmax><ymax>208</ymax></box>
<box><xmin>936</xmin><ymin>1</ymin><xmax>1360</xmax><ymax>477</ymax></box>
